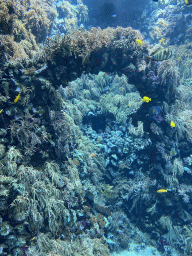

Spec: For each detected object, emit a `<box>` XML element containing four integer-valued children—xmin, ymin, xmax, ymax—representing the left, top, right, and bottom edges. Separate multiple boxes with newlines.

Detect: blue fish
<box><xmin>149</xmin><ymin>106</ymin><xmax>164</xmax><ymax>123</ymax></box>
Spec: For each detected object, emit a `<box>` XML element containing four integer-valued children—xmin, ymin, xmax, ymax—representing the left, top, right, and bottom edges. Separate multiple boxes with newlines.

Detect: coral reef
<box><xmin>56</xmin><ymin>0</ymin><xmax>88</xmax><ymax>33</ymax></box>
<box><xmin>1</xmin><ymin>1</ymin><xmax>192</xmax><ymax>254</ymax></box>
<box><xmin>44</xmin><ymin>26</ymin><xmax>149</xmax><ymax>85</ymax></box>
<box><xmin>0</xmin><ymin>0</ymin><xmax>56</xmax><ymax>66</ymax></box>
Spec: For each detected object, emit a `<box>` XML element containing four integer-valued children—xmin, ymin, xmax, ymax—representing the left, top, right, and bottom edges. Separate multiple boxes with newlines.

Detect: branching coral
<box><xmin>158</xmin><ymin>59</ymin><xmax>180</xmax><ymax>87</ymax></box>
<box><xmin>0</xmin><ymin>0</ymin><xmax>56</xmax><ymax>65</ymax></box>
<box><xmin>3</xmin><ymin>156</ymin><xmax>76</xmax><ymax>235</ymax></box>
<box><xmin>117</xmin><ymin>171</ymin><xmax>156</xmax><ymax>212</ymax></box>
<box><xmin>2</xmin><ymin>146</ymin><xmax>22</xmax><ymax>176</ymax></box>
<box><xmin>0</xmin><ymin>0</ymin><xmax>15</xmax><ymax>35</ymax></box>
<box><xmin>59</xmin><ymin>0</ymin><xmax>88</xmax><ymax>33</ymax></box>
<box><xmin>150</xmin><ymin>18</ymin><xmax>170</xmax><ymax>40</ymax></box>
<box><xmin>157</xmin><ymin>59</ymin><xmax>180</xmax><ymax>101</ymax></box>
<box><xmin>10</xmin><ymin>114</ymin><xmax>48</xmax><ymax>156</ymax></box>
<box><xmin>45</xmin><ymin>26</ymin><xmax>148</xmax><ymax>84</ymax></box>
<box><xmin>49</xmin><ymin>109</ymin><xmax>81</xmax><ymax>159</ymax></box>
<box><xmin>27</xmin><ymin>233</ymin><xmax>110</xmax><ymax>256</ymax></box>
<box><xmin>173</xmin><ymin>43</ymin><xmax>192</xmax><ymax>82</ymax></box>
<box><xmin>165</xmin><ymin>99</ymin><xmax>192</xmax><ymax>143</ymax></box>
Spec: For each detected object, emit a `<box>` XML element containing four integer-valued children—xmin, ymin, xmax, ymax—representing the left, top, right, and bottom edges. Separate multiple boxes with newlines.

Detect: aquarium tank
<box><xmin>0</xmin><ymin>0</ymin><xmax>192</xmax><ymax>255</ymax></box>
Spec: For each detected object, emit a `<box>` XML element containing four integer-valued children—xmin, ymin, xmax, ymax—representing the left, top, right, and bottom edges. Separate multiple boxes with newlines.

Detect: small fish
<box><xmin>31</xmin><ymin>236</ymin><xmax>36</xmax><ymax>241</ymax></box>
<box><xmin>178</xmin><ymin>56</ymin><xmax>181</xmax><ymax>60</ymax></box>
<box><xmin>149</xmin><ymin>106</ymin><xmax>164</xmax><ymax>123</ymax></box>
<box><xmin>142</xmin><ymin>96</ymin><xmax>151</xmax><ymax>103</ymax></box>
<box><xmin>159</xmin><ymin>38</ymin><xmax>165</xmax><ymax>43</ymax></box>
<box><xmin>170</xmin><ymin>121</ymin><xmax>175</xmax><ymax>127</ymax></box>
<box><xmin>157</xmin><ymin>189</ymin><xmax>167</xmax><ymax>193</ymax></box>
<box><xmin>0</xmin><ymin>109</ymin><xmax>3</xmax><ymax>114</ymax></box>
<box><xmin>90</xmin><ymin>153</ymin><xmax>97</xmax><ymax>157</ymax></box>
<box><xmin>13</xmin><ymin>94</ymin><xmax>20</xmax><ymax>104</ymax></box>
<box><xmin>112</xmin><ymin>14</ymin><xmax>117</xmax><ymax>18</ymax></box>
<box><xmin>58</xmin><ymin>179</ymin><xmax>63</xmax><ymax>188</ymax></box>
<box><xmin>152</xmin><ymin>108</ymin><xmax>156</xmax><ymax>114</ymax></box>
<box><xmin>185</xmin><ymin>0</ymin><xmax>192</xmax><ymax>4</ymax></box>
<box><xmin>148</xmin><ymin>48</ymin><xmax>172</xmax><ymax>61</ymax></box>
<box><xmin>136</xmin><ymin>39</ymin><xmax>143</xmax><ymax>46</ymax></box>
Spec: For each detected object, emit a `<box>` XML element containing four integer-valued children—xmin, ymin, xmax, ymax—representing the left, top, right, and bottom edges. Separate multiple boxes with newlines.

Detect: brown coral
<box><xmin>0</xmin><ymin>0</ymin><xmax>56</xmax><ymax>66</ymax></box>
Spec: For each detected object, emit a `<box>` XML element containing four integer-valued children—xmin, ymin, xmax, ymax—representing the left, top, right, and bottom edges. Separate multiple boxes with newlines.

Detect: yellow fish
<box><xmin>136</xmin><ymin>39</ymin><xmax>143</xmax><ymax>46</ymax></box>
<box><xmin>159</xmin><ymin>38</ymin><xmax>165</xmax><ymax>43</ymax></box>
<box><xmin>0</xmin><ymin>109</ymin><xmax>3</xmax><ymax>114</ymax></box>
<box><xmin>142</xmin><ymin>96</ymin><xmax>151</xmax><ymax>103</ymax></box>
<box><xmin>157</xmin><ymin>189</ymin><xmax>167</xmax><ymax>193</ymax></box>
<box><xmin>170</xmin><ymin>121</ymin><xmax>175</xmax><ymax>127</ymax></box>
<box><xmin>178</xmin><ymin>56</ymin><xmax>181</xmax><ymax>60</ymax></box>
<box><xmin>184</xmin><ymin>0</ymin><xmax>192</xmax><ymax>5</ymax></box>
<box><xmin>13</xmin><ymin>94</ymin><xmax>20</xmax><ymax>104</ymax></box>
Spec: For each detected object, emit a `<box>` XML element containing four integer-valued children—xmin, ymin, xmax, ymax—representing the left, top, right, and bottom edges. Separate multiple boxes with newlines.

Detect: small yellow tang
<box><xmin>178</xmin><ymin>56</ymin><xmax>181</xmax><ymax>60</ymax></box>
<box><xmin>136</xmin><ymin>39</ymin><xmax>143</xmax><ymax>46</ymax></box>
<box><xmin>13</xmin><ymin>94</ymin><xmax>20</xmax><ymax>104</ymax></box>
<box><xmin>170</xmin><ymin>121</ymin><xmax>175</xmax><ymax>127</ymax></box>
<box><xmin>157</xmin><ymin>189</ymin><xmax>167</xmax><ymax>193</ymax></box>
<box><xmin>142</xmin><ymin>96</ymin><xmax>151</xmax><ymax>103</ymax></box>
<box><xmin>0</xmin><ymin>109</ymin><xmax>3</xmax><ymax>114</ymax></box>
<box><xmin>159</xmin><ymin>38</ymin><xmax>165</xmax><ymax>43</ymax></box>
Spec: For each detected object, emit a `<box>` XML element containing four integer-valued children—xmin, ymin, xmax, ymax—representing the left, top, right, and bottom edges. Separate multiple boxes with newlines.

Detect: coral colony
<box><xmin>1</xmin><ymin>0</ymin><xmax>192</xmax><ymax>255</ymax></box>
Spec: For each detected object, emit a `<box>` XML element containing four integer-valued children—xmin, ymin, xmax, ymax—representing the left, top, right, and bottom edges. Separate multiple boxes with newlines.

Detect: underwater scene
<box><xmin>1</xmin><ymin>0</ymin><xmax>192</xmax><ymax>255</ymax></box>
